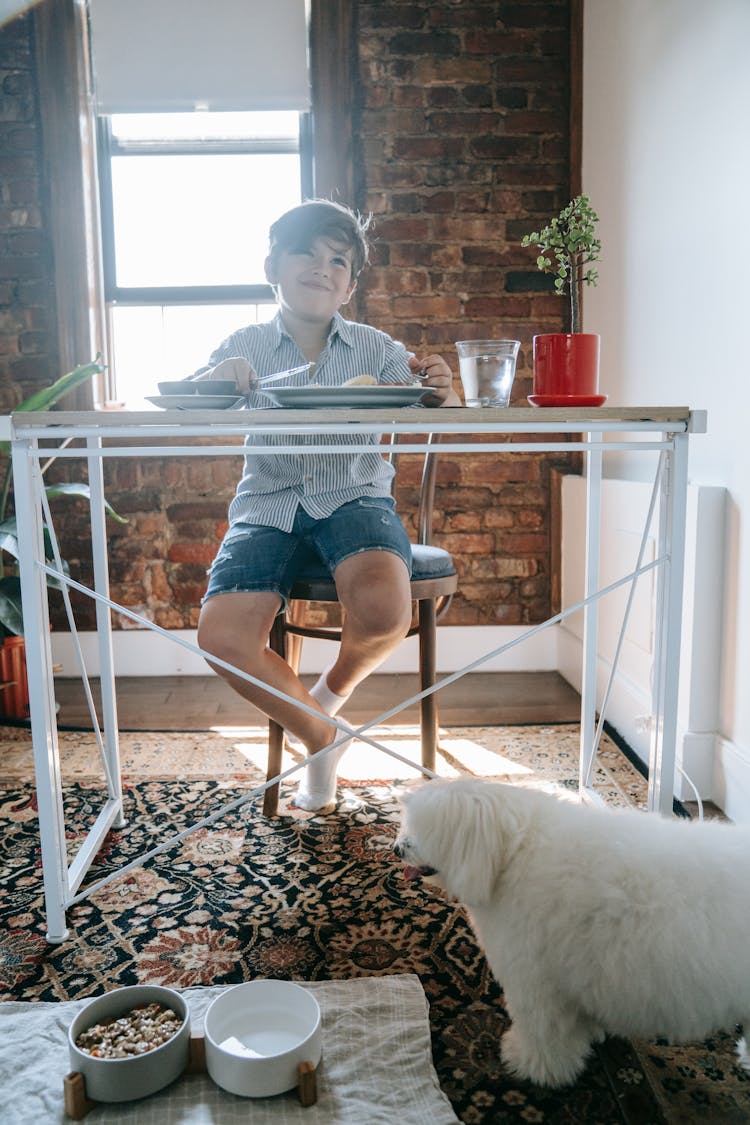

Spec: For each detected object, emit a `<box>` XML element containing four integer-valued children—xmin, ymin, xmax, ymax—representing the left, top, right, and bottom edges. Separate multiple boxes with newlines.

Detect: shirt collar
<box><xmin>271</xmin><ymin>310</ymin><xmax>354</xmax><ymax>351</ymax></box>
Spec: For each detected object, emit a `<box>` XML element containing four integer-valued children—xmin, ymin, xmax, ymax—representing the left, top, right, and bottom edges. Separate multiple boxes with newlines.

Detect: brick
<box><xmin>167</xmin><ymin>544</ymin><xmax>217</xmax><ymax>565</ymax></box>
<box><xmin>494</xmin><ymin>531</ymin><xmax>549</xmax><ymax>554</ymax></box>
<box><xmin>393</xmin><ymin>295</ymin><xmax>462</xmax><ymax>318</ymax></box>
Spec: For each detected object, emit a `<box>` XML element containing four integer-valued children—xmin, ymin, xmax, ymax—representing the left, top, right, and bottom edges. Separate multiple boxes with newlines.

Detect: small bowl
<box><xmin>68</xmin><ymin>985</ymin><xmax>190</xmax><ymax>1103</ymax></box>
<box><xmin>204</xmin><ymin>980</ymin><xmax>321</xmax><ymax>1098</ymax></box>
<box><xmin>195</xmin><ymin>380</ymin><xmax>239</xmax><ymax>396</ymax></box>
<box><xmin>157</xmin><ymin>380</ymin><xmax>197</xmax><ymax>395</ymax></box>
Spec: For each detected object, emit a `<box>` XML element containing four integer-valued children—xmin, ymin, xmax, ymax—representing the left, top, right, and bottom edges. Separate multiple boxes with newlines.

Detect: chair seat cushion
<box><xmin>410</xmin><ymin>544</ymin><xmax>456</xmax><ymax>580</ymax></box>
<box><xmin>293</xmin><ymin>544</ymin><xmax>456</xmax><ymax>586</ymax></box>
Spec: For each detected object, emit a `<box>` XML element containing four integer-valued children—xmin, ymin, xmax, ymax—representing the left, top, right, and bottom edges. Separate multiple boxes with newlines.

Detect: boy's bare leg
<box><xmin>326</xmin><ymin>550</ymin><xmax>413</xmax><ymax>695</ymax></box>
<box><xmin>198</xmin><ymin>591</ymin><xmax>358</xmax><ymax>810</ymax></box>
<box><xmin>197</xmin><ymin>591</ymin><xmax>335</xmax><ymax>751</ymax></box>
<box><xmin>294</xmin><ymin>551</ymin><xmax>412</xmax><ymax>805</ymax></box>
<box><xmin>197</xmin><ymin>553</ymin><xmax>412</xmax><ymax>808</ymax></box>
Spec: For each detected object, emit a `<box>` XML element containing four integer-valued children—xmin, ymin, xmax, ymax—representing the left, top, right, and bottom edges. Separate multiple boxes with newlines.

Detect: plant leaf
<box><xmin>0</xmin><ymin>523</ymin><xmax>71</xmax><ymax>577</ymax></box>
<box><xmin>0</xmin><ymin>360</ymin><xmax>105</xmax><ymax>456</ymax></box>
<box><xmin>43</xmin><ymin>483</ymin><xmax>128</xmax><ymax>523</ymax></box>
<box><xmin>522</xmin><ymin>194</ymin><xmax>601</xmax><ymax>302</ymax></box>
<box><xmin>0</xmin><ymin>529</ymin><xmax>19</xmax><ymax>559</ymax></box>
<box><xmin>13</xmin><ymin>360</ymin><xmax>104</xmax><ymax>414</ymax></box>
<box><xmin>0</xmin><ymin>576</ymin><xmax>24</xmax><ymax>636</ymax></box>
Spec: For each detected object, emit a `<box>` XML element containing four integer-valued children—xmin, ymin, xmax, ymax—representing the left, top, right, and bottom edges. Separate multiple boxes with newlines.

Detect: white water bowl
<box><xmin>67</xmin><ymin>985</ymin><xmax>190</xmax><ymax>1103</ymax></box>
<box><xmin>204</xmin><ymin>980</ymin><xmax>322</xmax><ymax>1098</ymax></box>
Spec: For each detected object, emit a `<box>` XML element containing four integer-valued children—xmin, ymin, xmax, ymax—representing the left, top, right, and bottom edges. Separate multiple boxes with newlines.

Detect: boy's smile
<box><xmin>266</xmin><ymin>237</ymin><xmax>357</xmax><ymax>325</ymax></box>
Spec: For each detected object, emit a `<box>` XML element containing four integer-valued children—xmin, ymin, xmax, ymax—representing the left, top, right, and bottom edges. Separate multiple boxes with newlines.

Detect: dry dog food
<box><xmin>75</xmin><ymin>1002</ymin><xmax>182</xmax><ymax>1058</ymax></box>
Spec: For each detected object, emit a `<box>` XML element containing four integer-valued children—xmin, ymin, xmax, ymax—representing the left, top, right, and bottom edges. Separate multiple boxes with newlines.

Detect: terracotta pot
<box><xmin>0</xmin><ymin>635</ymin><xmax>29</xmax><ymax>720</ymax></box>
<box><xmin>532</xmin><ymin>333</ymin><xmax>601</xmax><ymax>397</ymax></box>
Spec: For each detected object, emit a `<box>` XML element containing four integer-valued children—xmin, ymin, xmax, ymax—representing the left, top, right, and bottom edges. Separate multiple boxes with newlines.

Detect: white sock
<box><xmin>310</xmin><ymin>666</ymin><xmax>350</xmax><ymax>717</ymax></box>
<box><xmin>293</xmin><ymin>721</ymin><xmax>353</xmax><ymax>811</ymax></box>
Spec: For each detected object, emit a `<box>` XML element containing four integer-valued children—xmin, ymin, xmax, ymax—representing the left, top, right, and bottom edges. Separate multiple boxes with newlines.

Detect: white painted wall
<box><xmin>582</xmin><ymin>0</ymin><xmax>750</xmax><ymax>819</ymax></box>
<box><xmin>559</xmin><ymin>477</ymin><xmax>726</xmax><ymax>806</ymax></box>
<box><xmin>51</xmin><ymin>625</ymin><xmax>559</xmax><ymax>679</ymax></box>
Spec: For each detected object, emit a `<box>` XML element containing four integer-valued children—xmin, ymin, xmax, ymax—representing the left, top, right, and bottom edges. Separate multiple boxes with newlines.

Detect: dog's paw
<box><xmin>501</xmin><ymin>1024</ymin><xmax>590</xmax><ymax>1088</ymax></box>
<box><xmin>738</xmin><ymin>1036</ymin><xmax>750</xmax><ymax>1072</ymax></box>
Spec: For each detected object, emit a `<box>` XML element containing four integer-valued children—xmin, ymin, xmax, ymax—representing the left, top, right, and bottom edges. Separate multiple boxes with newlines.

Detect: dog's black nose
<box><xmin>394</xmin><ymin>840</ymin><xmax>406</xmax><ymax>858</ymax></box>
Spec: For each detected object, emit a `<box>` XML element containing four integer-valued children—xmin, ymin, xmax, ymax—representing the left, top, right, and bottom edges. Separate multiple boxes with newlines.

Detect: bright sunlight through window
<box><xmin>102</xmin><ymin>111</ymin><xmax>305</xmax><ymax>408</ymax></box>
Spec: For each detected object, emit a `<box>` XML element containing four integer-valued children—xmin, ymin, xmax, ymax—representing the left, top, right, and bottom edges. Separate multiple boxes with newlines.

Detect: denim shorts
<box><xmin>203</xmin><ymin>497</ymin><xmax>412</xmax><ymax>608</ymax></box>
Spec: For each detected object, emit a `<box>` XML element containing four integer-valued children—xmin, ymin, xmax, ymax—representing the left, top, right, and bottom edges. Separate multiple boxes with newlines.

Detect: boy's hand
<box><xmin>202</xmin><ymin>357</ymin><xmax>258</xmax><ymax>395</ymax></box>
<box><xmin>409</xmin><ymin>354</ymin><xmax>461</xmax><ymax>407</ymax></box>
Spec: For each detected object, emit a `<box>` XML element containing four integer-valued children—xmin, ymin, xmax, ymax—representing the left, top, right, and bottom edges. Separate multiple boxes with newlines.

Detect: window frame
<box><xmin>96</xmin><ymin>111</ymin><xmax>314</xmax><ymax>309</ymax></box>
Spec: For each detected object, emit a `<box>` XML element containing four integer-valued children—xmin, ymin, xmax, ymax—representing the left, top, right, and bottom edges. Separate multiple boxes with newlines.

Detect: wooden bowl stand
<box><xmin>63</xmin><ymin>1032</ymin><xmax>317</xmax><ymax>1118</ymax></box>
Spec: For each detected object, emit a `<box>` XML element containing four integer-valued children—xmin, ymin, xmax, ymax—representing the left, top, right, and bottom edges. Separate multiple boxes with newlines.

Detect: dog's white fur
<box><xmin>396</xmin><ymin>777</ymin><xmax>750</xmax><ymax>1088</ymax></box>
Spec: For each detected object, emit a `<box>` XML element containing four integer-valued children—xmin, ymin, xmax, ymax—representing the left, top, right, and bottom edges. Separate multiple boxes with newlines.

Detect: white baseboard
<box><xmin>558</xmin><ymin>624</ymin><xmax>738</xmax><ymax>808</ymax></box>
<box><xmin>51</xmin><ymin>625</ymin><xmax>559</xmax><ymax>679</ymax></box>
<box><xmin>712</xmin><ymin>737</ymin><xmax>750</xmax><ymax>825</ymax></box>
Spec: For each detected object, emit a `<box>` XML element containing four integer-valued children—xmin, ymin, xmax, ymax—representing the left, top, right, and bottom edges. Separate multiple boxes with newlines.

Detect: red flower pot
<box><xmin>531</xmin><ymin>333</ymin><xmax>601</xmax><ymax>400</ymax></box>
<box><xmin>0</xmin><ymin>635</ymin><xmax>30</xmax><ymax>720</ymax></box>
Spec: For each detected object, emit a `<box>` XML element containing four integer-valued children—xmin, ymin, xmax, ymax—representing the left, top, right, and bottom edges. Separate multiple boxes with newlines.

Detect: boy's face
<box><xmin>265</xmin><ymin>236</ymin><xmax>357</xmax><ymax>323</ymax></box>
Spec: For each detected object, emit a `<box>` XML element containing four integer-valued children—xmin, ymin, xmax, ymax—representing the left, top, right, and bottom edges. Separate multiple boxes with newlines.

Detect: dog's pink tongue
<box><xmin>402</xmin><ymin>865</ymin><xmax>421</xmax><ymax>880</ymax></box>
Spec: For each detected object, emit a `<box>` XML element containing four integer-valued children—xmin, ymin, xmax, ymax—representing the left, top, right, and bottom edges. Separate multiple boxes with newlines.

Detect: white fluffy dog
<box><xmin>395</xmin><ymin>777</ymin><xmax>750</xmax><ymax>1088</ymax></box>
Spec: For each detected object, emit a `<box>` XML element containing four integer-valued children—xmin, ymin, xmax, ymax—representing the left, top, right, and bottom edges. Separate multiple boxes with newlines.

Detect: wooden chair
<box><xmin>263</xmin><ymin>434</ymin><xmax>458</xmax><ymax>815</ymax></box>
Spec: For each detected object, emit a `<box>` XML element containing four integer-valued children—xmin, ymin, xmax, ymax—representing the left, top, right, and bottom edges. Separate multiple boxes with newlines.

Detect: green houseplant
<box><xmin>521</xmin><ymin>194</ymin><xmax>603</xmax><ymax>404</ymax></box>
<box><xmin>0</xmin><ymin>360</ymin><xmax>126</xmax><ymax>718</ymax></box>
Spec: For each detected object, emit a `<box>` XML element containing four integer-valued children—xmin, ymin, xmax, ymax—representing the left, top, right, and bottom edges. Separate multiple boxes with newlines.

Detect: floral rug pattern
<box><xmin>1</xmin><ymin>726</ymin><xmax>748</xmax><ymax>1123</ymax></box>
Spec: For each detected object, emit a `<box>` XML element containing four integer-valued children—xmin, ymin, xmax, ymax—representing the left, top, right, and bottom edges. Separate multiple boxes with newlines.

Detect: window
<box><xmin>98</xmin><ymin>110</ymin><xmax>313</xmax><ymax>406</ymax></box>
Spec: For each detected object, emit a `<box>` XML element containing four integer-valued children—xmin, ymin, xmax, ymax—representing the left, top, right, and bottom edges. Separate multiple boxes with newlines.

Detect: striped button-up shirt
<box><xmin>197</xmin><ymin>311</ymin><xmax>414</xmax><ymax>531</ymax></box>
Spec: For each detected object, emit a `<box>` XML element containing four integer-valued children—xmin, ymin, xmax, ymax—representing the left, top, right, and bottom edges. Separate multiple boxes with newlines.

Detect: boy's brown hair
<box><xmin>267</xmin><ymin>200</ymin><xmax>371</xmax><ymax>279</ymax></box>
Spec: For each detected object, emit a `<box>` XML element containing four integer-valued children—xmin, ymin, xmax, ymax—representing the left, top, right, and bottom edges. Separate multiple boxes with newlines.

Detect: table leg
<box><xmin>87</xmin><ymin>437</ymin><xmax>125</xmax><ymax>825</ymax></box>
<box><xmin>11</xmin><ymin>436</ymin><xmax>70</xmax><ymax>942</ymax></box>
<box><xmin>649</xmin><ymin>431</ymin><xmax>689</xmax><ymax>813</ymax></box>
<box><xmin>580</xmin><ymin>440</ymin><xmax>602</xmax><ymax>794</ymax></box>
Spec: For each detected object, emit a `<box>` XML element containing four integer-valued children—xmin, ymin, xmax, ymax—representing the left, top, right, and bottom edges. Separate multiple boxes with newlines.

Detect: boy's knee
<box><xmin>196</xmin><ymin>617</ymin><xmax>224</xmax><ymax>661</ymax></box>
<box><xmin>359</xmin><ymin>593</ymin><xmax>412</xmax><ymax>638</ymax></box>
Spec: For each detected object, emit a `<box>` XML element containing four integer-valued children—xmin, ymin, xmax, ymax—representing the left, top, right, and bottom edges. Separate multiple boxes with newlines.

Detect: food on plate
<box><xmin>342</xmin><ymin>373</ymin><xmax>377</xmax><ymax>387</ymax></box>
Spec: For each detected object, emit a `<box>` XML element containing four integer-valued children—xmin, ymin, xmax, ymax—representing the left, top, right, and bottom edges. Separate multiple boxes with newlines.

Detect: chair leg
<box><xmin>418</xmin><ymin>599</ymin><xmax>438</xmax><ymax>774</ymax></box>
<box><xmin>264</xmin><ymin>615</ymin><xmax>286</xmax><ymax>816</ymax></box>
<box><xmin>285</xmin><ymin>602</ymin><xmax>307</xmax><ymax>676</ymax></box>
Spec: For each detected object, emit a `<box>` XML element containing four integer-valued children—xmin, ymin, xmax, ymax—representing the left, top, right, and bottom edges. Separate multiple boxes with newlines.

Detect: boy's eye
<box><xmin>331</xmin><ymin>256</ymin><xmax>348</xmax><ymax>268</ymax></box>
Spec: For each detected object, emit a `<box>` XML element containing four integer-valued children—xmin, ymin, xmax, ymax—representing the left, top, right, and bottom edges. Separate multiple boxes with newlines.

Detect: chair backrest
<box><xmin>383</xmin><ymin>432</ymin><xmax>442</xmax><ymax>547</ymax></box>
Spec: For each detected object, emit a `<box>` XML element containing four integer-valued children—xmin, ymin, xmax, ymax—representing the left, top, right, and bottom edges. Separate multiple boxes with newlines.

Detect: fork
<box><xmin>257</xmin><ymin>363</ymin><xmax>314</xmax><ymax>386</ymax></box>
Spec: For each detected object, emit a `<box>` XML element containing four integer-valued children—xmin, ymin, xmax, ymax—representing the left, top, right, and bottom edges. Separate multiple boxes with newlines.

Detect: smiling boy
<box><xmin>195</xmin><ymin>200</ymin><xmax>460</xmax><ymax>811</ymax></box>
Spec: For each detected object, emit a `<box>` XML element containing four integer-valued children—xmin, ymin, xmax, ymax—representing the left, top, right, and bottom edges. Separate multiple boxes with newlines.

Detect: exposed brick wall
<box><xmin>356</xmin><ymin>0</ymin><xmax>580</xmax><ymax>624</ymax></box>
<box><xmin>1</xmin><ymin>1</ymin><xmax>580</xmax><ymax>634</ymax></box>
<box><xmin>0</xmin><ymin>12</ymin><xmax>58</xmax><ymax>410</ymax></box>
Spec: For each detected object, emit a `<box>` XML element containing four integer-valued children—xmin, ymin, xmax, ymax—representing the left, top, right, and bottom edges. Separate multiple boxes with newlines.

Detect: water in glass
<box><xmin>455</xmin><ymin>340</ymin><xmax>520</xmax><ymax>407</ymax></box>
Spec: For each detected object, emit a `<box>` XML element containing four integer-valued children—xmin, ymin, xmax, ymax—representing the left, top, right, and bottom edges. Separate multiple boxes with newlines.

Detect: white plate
<box><xmin>146</xmin><ymin>395</ymin><xmax>246</xmax><ymax>411</ymax></box>
<box><xmin>261</xmin><ymin>385</ymin><xmax>428</xmax><ymax>409</ymax></box>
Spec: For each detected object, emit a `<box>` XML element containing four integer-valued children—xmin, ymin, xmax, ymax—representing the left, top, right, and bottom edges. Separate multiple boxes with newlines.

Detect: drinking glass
<box><xmin>455</xmin><ymin>339</ymin><xmax>521</xmax><ymax>407</ymax></box>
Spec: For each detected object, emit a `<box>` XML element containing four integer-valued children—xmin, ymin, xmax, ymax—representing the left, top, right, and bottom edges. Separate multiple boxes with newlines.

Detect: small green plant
<box><xmin>522</xmin><ymin>194</ymin><xmax>601</xmax><ymax>334</ymax></box>
<box><xmin>0</xmin><ymin>360</ymin><xmax>126</xmax><ymax>637</ymax></box>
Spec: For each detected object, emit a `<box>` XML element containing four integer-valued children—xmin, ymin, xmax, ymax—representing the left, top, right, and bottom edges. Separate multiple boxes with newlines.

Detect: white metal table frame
<box><xmin>1</xmin><ymin>405</ymin><xmax>703</xmax><ymax>942</ymax></box>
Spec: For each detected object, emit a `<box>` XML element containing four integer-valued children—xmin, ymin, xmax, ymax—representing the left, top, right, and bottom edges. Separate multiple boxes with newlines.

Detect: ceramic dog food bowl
<box><xmin>67</xmin><ymin>984</ymin><xmax>190</xmax><ymax>1103</ymax></box>
<box><xmin>204</xmin><ymin>980</ymin><xmax>322</xmax><ymax>1098</ymax></box>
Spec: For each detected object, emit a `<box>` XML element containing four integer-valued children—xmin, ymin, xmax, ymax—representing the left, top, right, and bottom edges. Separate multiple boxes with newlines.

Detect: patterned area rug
<box><xmin>1</xmin><ymin>724</ymin><xmax>748</xmax><ymax>1123</ymax></box>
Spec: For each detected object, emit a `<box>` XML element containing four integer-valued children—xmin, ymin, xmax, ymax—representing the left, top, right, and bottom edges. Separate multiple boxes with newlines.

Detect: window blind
<box><xmin>88</xmin><ymin>0</ymin><xmax>310</xmax><ymax>113</ymax></box>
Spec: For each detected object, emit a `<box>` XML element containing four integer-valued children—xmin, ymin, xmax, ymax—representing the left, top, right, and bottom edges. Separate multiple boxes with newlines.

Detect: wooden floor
<box><xmin>53</xmin><ymin>671</ymin><xmax>582</xmax><ymax>731</ymax></box>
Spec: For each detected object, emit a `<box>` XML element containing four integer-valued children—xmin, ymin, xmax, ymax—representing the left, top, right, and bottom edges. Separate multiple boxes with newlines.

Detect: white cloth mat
<box><xmin>0</xmin><ymin>975</ymin><xmax>459</xmax><ymax>1124</ymax></box>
